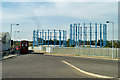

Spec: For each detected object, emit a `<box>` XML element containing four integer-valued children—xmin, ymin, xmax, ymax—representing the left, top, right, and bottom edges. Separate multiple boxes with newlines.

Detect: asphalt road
<box><xmin>2</xmin><ymin>52</ymin><xmax>118</xmax><ymax>78</ymax></box>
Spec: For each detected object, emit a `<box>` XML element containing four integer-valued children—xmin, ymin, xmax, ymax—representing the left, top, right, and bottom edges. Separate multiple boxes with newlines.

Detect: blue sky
<box><xmin>1</xmin><ymin>1</ymin><xmax>118</xmax><ymax>41</ymax></box>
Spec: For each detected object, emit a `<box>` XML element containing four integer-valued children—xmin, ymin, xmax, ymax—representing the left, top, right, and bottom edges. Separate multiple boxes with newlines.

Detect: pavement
<box><xmin>45</xmin><ymin>53</ymin><xmax>118</xmax><ymax>61</ymax></box>
<box><xmin>2</xmin><ymin>54</ymin><xmax>18</xmax><ymax>60</ymax></box>
<box><xmin>2</xmin><ymin>50</ymin><xmax>20</xmax><ymax>60</ymax></box>
<box><xmin>2</xmin><ymin>52</ymin><xmax>118</xmax><ymax>78</ymax></box>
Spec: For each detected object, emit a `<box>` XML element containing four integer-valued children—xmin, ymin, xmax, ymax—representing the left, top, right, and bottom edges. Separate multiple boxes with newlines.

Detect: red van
<box><xmin>20</xmin><ymin>41</ymin><xmax>29</xmax><ymax>54</ymax></box>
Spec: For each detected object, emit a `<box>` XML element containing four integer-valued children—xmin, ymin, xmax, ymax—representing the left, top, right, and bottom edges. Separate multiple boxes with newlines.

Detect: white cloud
<box><xmin>2</xmin><ymin>2</ymin><xmax>118</xmax><ymax>21</ymax></box>
<box><xmin>2</xmin><ymin>2</ymin><xmax>118</xmax><ymax>40</ymax></box>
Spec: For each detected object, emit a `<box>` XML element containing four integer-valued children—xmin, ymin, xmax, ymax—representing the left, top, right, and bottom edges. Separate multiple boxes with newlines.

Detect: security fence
<box><xmin>52</xmin><ymin>47</ymin><xmax>119</xmax><ymax>58</ymax></box>
<box><xmin>32</xmin><ymin>46</ymin><xmax>119</xmax><ymax>58</ymax></box>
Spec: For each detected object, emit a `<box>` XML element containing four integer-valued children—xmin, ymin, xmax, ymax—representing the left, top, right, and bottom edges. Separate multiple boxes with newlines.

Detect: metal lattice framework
<box><xmin>69</xmin><ymin>23</ymin><xmax>107</xmax><ymax>48</ymax></box>
<box><xmin>33</xmin><ymin>29</ymin><xmax>67</xmax><ymax>47</ymax></box>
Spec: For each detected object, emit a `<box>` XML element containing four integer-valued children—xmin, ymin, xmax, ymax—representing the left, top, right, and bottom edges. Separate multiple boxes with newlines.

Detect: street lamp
<box><xmin>10</xmin><ymin>24</ymin><xmax>19</xmax><ymax>54</ymax></box>
<box><xmin>10</xmin><ymin>24</ymin><xmax>19</xmax><ymax>39</ymax></box>
<box><xmin>106</xmin><ymin>21</ymin><xmax>114</xmax><ymax>58</ymax></box>
<box><xmin>14</xmin><ymin>31</ymin><xmax>20</xmax><ymax>41</ymax></box>
<box><xmin>14</xmin><ymin>30</ymin><xmax>20</xmax><ymax>48</ymax></box>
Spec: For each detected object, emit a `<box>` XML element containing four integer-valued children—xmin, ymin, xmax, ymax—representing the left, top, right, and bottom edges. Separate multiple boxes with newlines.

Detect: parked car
<box><xmin>16</xmin><ymin>46</ymin><xmax>19</xmax><ymax>50</ymax></box>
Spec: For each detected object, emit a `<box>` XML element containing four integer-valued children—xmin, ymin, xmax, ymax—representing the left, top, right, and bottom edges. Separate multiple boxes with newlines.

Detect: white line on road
<box><xmin>62</xmin><ymin>60</ymin><xmax>113</xmax><ymax>78</ymax></box>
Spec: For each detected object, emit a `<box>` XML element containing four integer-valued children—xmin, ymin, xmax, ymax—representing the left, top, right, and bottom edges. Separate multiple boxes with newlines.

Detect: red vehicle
<box><xmin>16</xmin><ymin>46</ymin><xmax>19</xmax><ymax>50</ymax></box>
<box><xmin>20</xmin><ymin>40</ymin><xmax>29</xmax><ymax>54</ymax></box>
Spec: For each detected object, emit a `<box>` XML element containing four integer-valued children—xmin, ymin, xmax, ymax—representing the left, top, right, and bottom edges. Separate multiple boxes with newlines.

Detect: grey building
<box><xmin>0</xmin><ymin>32</ymin><xmax>11</xmax><ymax>57</ymax></box>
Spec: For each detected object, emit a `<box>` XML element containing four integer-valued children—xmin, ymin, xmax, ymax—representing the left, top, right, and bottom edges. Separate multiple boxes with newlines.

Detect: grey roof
<box><xmin>0</xmin><ymin>32</ymin><xmax>10</xmax><ymax>42</ymax></box>
<box><xmin>0</xmin><ymin>32</ymin><xmax>10</xmax><ymax>38</ymax></box>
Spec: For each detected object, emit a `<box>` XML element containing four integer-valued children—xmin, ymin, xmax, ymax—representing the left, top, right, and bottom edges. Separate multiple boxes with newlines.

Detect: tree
<box><xmin>91</xmin><ymin>40</ymin><xmax>95</xmax><ymax>45</ymax></box>
<box><xmin>97</xmin><ymin>39</ymin><xmax>103</xmax><ymax>46</ymax></box>
<box><xmin>106</xmin><ymin>41</ymin><xmax>112</xmax><ymax>48</ymax></box>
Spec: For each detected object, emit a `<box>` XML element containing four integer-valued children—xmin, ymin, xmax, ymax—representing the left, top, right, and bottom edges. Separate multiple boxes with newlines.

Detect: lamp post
<box><xmin>10</xmin><ymin>24</ymin><xmax>19</xmax><ymax>54</ymax></box>
<box><xmin>14</xmin><ymin>30</ymin><xmax>20</xmax><ymax>48</ymax></box>
<box><xmin>106</xmin><ymin>21</ymin><xmax>114</xmax><ymax>58</ymax></box>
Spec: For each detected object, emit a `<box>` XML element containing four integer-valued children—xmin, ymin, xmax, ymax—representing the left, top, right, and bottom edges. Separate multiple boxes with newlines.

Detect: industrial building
<box><xmin>0</xmin><ymin>32</ymin><xmax>11</xmax><ymax>57</ymax></box>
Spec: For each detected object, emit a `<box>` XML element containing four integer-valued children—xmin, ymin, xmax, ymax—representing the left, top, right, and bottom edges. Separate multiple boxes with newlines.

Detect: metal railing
<box><xmin>32</xmin><ymin>46</ymin><xmax>119</xmax><ymax>58</ymax></box>
<box><xmin>52</xmin><ymin>47</ymin><xmax>119</xmax><ymax>58</ymax></box>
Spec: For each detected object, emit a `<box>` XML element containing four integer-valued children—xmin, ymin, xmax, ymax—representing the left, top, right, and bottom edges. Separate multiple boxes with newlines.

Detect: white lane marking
<box><xmin>62</xmin><ymin>61</ymin><xmax>113</xmax><ymax>78</ymax></box>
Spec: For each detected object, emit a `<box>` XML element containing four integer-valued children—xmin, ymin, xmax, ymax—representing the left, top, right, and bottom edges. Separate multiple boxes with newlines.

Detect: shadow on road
<box><xmin>19</xmin><ymin>50</ymin><xmax>34</xmax><ymax>55</ymax></box>
<box><xmin>28</xmin><ymin>50</ymin><xmax>34</xmax><ymax>54</ymax></box>
<box><xmin>19</xmin><ymin>50</ymin><xmax>44</xmax><ymax>55</ymax></box>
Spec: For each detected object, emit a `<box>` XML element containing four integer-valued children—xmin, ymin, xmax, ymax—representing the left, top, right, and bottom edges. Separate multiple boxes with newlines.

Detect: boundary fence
<box><xmin>31</xmin><ymin>46</ymin><xmax>119</xmax><ymax>58</ymax></box>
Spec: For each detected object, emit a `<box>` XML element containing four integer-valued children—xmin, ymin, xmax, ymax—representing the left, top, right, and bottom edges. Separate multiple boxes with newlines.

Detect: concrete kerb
<box><xmin>2</xmin><ymin>54</ymin><xmax>18</xmax><ymax>60</ymax></box>
<box><xmin>64</xmin><ymin>54</ymin><xmax>117</xmax><ymax>61</ymax></box>
<box><xmin>32</xmin><ymin>50</ymin><xmax>48</xmax><ymax>54</ymax></box>
<box><xmin>73</xmin><ymin>55</ymin><xmax>118</xmax><ymax>61</ymax></box>
<box><xmin>43</xmin><ymin>52</ymin><xmax>118</xmax><ymax>61</ymax></box>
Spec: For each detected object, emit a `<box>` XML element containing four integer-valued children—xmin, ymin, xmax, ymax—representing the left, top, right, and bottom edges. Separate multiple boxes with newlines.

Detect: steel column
<box><xmin>42</xmin><ymin>30</ymin><xmax>44</xmax><ymax>46</ymax></box>
<box><xmin>54</xmin><ymin>30</ymin><xmax>56</xmax><ymax>46</ymax></box>
<box><xmin>100</xmin><ymin>23</ymin><xmax>102</xmax><ymax>47</ymax></box>
<box><xmin>78</xmin><ymin>23</ymin><xmax>80</xmax><ymax>47</ymax></box>
<box><xmin>105</xmin><ymin>24</ymin><xmax>107</xmax><ymax>46</ymax></box>
<box><xmin>36</xmin><ymin>30</ymin><xmax>39</xmax><ymax>46</ymax></box>
<box><xmin>33</xmin><ymin>30</ymin><xmax>35</xmax><ymax>47</ymax></box>
<box><xmin>70</xmin><ymin>24</ymin><xmax>72</xmax><ymax>46</ymax></box>
<box><xmin>95</xmin><ymin>23</ymin><xmax>97</xmax><ymax>48</ymax></box>
<box><xmin>84</xmin><ymin>23</ymin><xmax>85</xmax><ymax>47</ymax></box>
<box><xmin>103</xmin><ymin>24</ymin><xmax>105</xmax><ymax>46</ymax></box>
<box><xmin>80</xmin><ymin>27</ymin><xmax>82</xmax><ymax>46</ymax></box>
<box><xmin>85</xmin><ymin>27</ymin><xmax>87</xmax><ymax>42</ymax></box>
<box><xmin>40</xmin><ymin>32</ymin><xmax>41</xmax><ymax>45</ymax></box>
<box><xmin>50</xmin><ymin>32</ymin><xmax>52</xmax><ymax>45</ymax></box>
<box><xmin>75</xmin><ymin>24</ymin><xmax>77</xmax><ymax>47</ymax></box>
<box><xmin>59</xmin><ymin>30</ymin><xmax>61</xmax><ymax>47</ymax></box>
<box><xmin>65</xmin><ymin>31</ymin><xmax>67</xmax><ymax>47</ymax></box>
<box><xmin>45</xmin><ymin>32</ymin><xmax>46</xmax><ymax>45</ymax></box>
<box><xmin>63</xmin><ymin>30</ymin><xmax>65</xmax><ymax>47</ymax></box>
<box><xmin>73</xmin><ymin>24</ymin><xmax>75</xmax><ymax>45</ymax></box>
<box><xmin>48</xmin><ymin>30</ymin><xmax>49</xmax><ymax>46</ymax></box>
<box><xmin>90</xmin><ymin>23</ymin><xmax>92</xmax><ymax>48</ymax></box>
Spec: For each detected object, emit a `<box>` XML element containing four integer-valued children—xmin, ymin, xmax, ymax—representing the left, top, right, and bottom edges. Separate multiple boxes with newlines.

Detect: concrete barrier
<box><xmin>33</xmin><ymin>46</ymin><xmax>46</xmax><ymax>51</ymax></box>
<box><xmin>34</xmin><ymin>47</ymin><xmax>39</xmax><ymax>50</ymax></box>
<box><xmin>28</xmin><ymin>47</ymin><xmax>32</xmax><ymax>50</ymax></box>
<box><xmin>46</xmin><ymin>47</ymin><xmax>53</xmax><ymax>53</ymax></box>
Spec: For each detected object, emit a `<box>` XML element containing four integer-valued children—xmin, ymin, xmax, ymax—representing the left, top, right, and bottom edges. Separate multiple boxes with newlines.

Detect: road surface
<box><xmin>2</xmin><ymin>52</ymin><xmax>118</xmax><ymax>78</ymax></box>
